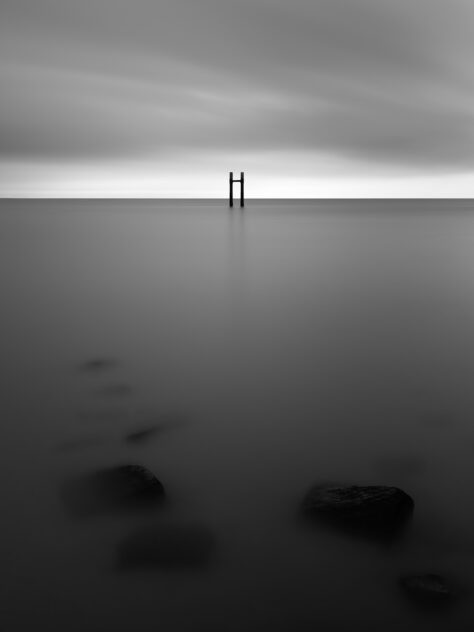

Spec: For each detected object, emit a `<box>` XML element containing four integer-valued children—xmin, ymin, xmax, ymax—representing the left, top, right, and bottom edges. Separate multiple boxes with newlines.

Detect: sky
<box><xmin>1</xmin><ymin>0</ymin><xmax>474</xmax><ymax>197</ymax></box>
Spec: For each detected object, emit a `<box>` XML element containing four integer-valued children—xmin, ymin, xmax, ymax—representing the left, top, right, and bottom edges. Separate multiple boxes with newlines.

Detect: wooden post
<box><xmin>229</xmin><ymin>172</ymin><xmax>244</xmax><ymax>208</ymax></box>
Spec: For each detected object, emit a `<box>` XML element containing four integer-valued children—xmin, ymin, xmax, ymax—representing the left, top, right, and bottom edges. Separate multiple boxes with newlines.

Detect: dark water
<box><xmin>1</xmin><ymin>199</ymin><xmax>474</xmax><ymax>631</ymax></box>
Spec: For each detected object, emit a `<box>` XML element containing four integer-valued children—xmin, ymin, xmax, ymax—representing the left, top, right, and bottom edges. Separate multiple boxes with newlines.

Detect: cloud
<box><xmin>1</xmin><ymin>0</ymin><xmax>473</xmax><ymax>178</ymax></box>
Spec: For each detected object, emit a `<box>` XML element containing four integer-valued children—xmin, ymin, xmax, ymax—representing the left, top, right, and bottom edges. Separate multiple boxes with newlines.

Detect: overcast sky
<box><xmin>1</xmin><ymin>0</ymin><xmax>473</xmax><ymax>196</ymax></box>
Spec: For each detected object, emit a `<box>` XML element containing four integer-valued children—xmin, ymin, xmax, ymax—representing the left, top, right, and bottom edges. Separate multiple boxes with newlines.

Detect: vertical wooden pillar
<box><xmin>229</xmin><ymin>172</ymin><xmax>244</xmax><ymax>208</ymax></box>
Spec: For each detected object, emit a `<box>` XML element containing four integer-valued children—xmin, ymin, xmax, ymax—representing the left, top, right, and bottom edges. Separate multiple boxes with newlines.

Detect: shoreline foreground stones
<box><xmin>117</xmin><ymin>524</ymin><xmax>216</xmax><ymax>570</ymax></box>
<box><xmin>302</xmin><ymin>483</ymin><xmax>414</xmax><ymax>538</ymax></box>
<box><xmin>399</xmin><ymin>573</ymin><xmax>453</xmax><ymax>606</ymax></box>
<box><xmin>61</xmin><ymin>464</ymin><xmax>165</xmax><ymax>517</ymax></box>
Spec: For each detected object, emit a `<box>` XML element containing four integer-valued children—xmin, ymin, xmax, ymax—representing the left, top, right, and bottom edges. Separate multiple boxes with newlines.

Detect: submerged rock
<box><xmin>117</xmin><ymin>524</ymin><xmax>215</xmax><ymax>570</ymax></box>
<box><xmin>400</xmin><ymin>573</ymin><xmax>453</xmax><ymax>605</ymax></box>
<box><xmin>302</xmin><ymin>483</ymin><xmax>414</xmax><ymax>537</ymax></box>
<box><xmin>125</xmin><ymin>426</ymin><xmax>161</xmax><ymax>444</ymax></box>
<box><xmin>124</xmin><ymin>415</ymin><xmax>187</xmax><ymax>444</ymax></box>
<box><xmin>79</xmin><ymin>358</ymin><xmax>117</xmax><ymax>373</ymax></box>
<box><xmin>61</xmin><ymin>464</ymin><xmax>165</xmax><ymax>517</ymax></box>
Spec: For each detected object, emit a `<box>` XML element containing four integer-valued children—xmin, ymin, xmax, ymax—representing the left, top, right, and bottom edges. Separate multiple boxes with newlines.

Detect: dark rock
<box><xmin>117</xmin><ymin>524</ymin><xmax>215</xmax><ymax>570</ymax></box>
<box><xmin>400</xmin><ymin>573</ymin><xmax>453</xmax><ymax>605</ymax></box>
<box><xmin>61</xmin><ymin>464</ymin><xmax>165</xmax><ymax>517</ymax></box>
<box><xmin>80</xmin><ymin>358</ymin><xmax>117</xmax><ymax>373</ymax></box>
<box><xmin>124</xmin><ymin>415</ymin><xmax>187</xmax><ymax>444</ymax></box>
<box><xmin>302</xmin><ymin>483</ymin><xmax>414</xmax><ymax>537</ymax></box>
<box><xmin>125</xmin><ymin>426</ymin><xmax>161</xmax><ymax>443</ymax></box>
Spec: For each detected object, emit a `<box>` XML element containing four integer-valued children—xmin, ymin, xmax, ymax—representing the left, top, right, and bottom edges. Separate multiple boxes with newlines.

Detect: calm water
<box><xmin>1</xmin><ymin>199</ymin><xmax>474</xmax><ymax>631</ymax></box>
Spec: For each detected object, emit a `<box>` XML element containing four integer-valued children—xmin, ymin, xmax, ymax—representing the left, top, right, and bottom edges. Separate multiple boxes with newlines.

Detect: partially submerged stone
<box><xmin>79</xmin><ymin>358</ymin><xmax>117</xmax><ymax>373</ymax></box>
<box><xmin>125</xmin><ymin>426</ymin><xmax>161</xmax><ymax>444</ymax></box>
<box><xmin>302</xmin><ymin>483</ymin><xmax>414</xmax><ymax>537</ymax></box>
<box><xmin>117</xmin><ymin>524</ymin><xmax>215</xmax><ymax>570</ymax></box>
<box><xmin>400</xmin><ymin>573</ymin><xmax>453</xmax><ymax>605</ymax></box>
<box><xmin>62</xmin><ymin>464</ymin><xmax>165</xmax><ymax>517</ymax></box>
<box><xmin>124</xmin><ymin>415</ymin><xmax>187</xmax><ymax>444</ymax></box>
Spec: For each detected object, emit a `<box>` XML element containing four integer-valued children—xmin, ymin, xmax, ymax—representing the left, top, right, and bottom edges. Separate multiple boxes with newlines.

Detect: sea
<box><xmin>1</xmin><ymin>198</ymin><xmax>474</xmax><ymax>631</ymax></box>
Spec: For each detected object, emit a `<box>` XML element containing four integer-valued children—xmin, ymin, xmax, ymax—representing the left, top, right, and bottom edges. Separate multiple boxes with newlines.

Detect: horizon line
<box><xmin>1</xmin><ymin>197</ymin><xmax>474</xmax><ymax>202</ymax></box>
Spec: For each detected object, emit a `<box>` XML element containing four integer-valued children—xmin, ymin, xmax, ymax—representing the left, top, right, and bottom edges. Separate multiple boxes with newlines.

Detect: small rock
<box><xmin>302</xmin><ymin>483</ymin><xmax>414</xmax><ymax>537</ymax></box>
<box><xmin>61</xmin><ymin>464</ymin><xmax>165</xmax><ymax>517</ymax></box>
<box><xmin>400</xmin><ymin>573</ymin><xmax>453</xmax><ymax>605</ymax></box>
<box><xmin>125</xmin><ymin>426</ymin><xmax>161</xmax><ymax>443</ymax></box>
<box><xmin>117</xmin><ymin>524</ymin><xmax>215</xmax><ymax>570</ymax></box>
<box><xmin>124</xmin><ymin>415</ymin><xmax>187</xmax><ymax>444</ymax></box>
<box><xmin>80</xmin><ymin>358</ymin><xmax>117</xmax><ymax>373</ymax></box>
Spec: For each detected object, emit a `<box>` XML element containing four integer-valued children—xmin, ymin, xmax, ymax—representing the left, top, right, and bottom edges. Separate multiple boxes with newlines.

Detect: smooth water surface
<box><xmin>1</xmin><ymin>199</ymin><xmax>474</xmax><ymax>631</ymax></box>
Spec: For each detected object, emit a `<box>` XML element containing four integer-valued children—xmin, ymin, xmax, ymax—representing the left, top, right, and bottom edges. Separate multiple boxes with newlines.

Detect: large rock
<box><xmin>400</xmin><ymin>573</ymin><xmax>453</xmax><ymax>605</ymax></box>
<box><xmin>61</xmin><ymin>464</ymin><xmax>165</xmax><ymax>517</ymax></box>
<box><xmin>302</xmin><ymin>483</ymin><xmax>414</xmax><ymax>537</ymax></box>
<box><xmin>117</xmin><ymin>524</ymin><xmax>215</xmax><ymax>570</ymax></box>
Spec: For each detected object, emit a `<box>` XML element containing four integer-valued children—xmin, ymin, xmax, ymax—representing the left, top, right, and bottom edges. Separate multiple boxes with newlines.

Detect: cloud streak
<box><xmin>1</xmin><ymin>0</ymin><xmax>474</xmax><ymax>194</ymax></box>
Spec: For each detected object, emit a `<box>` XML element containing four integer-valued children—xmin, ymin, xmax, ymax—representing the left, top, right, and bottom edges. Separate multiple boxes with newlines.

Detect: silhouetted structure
<box><xmin>229</xmin><ymin>172</ymin><xmax>244</xmax><ymax>208</ymax></box>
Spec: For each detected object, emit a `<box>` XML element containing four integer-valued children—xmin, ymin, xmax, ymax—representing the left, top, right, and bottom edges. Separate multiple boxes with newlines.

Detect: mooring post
<box><xmin>229</xmin><ymin>172</ymin><xmax>244</xmax><ymax>208</ymax></box>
